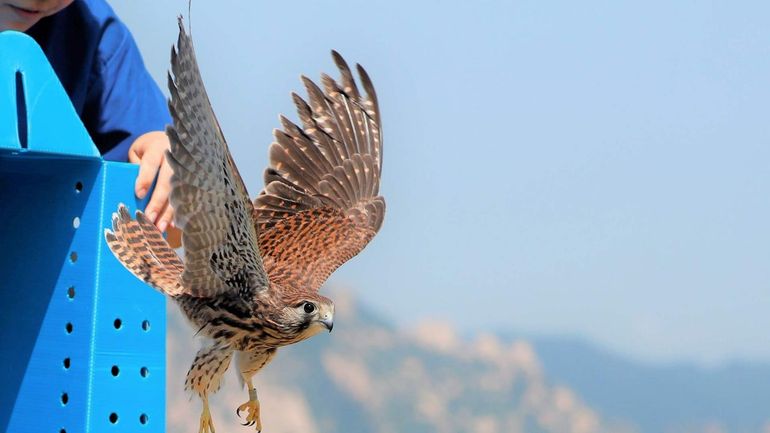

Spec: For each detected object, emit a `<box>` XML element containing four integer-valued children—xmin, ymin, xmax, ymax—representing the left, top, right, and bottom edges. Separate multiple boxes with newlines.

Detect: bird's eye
<box><xmin>303</xmin><ymin>302</ymin><xmax>316</xmax><ymax>314</ymax></box>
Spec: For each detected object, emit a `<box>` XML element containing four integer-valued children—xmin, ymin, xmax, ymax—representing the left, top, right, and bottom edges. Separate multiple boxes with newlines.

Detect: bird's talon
<box><xmin>235</xmin><ymin>399</ymin><xmax>261</xmax><ymax>431</ymax></box>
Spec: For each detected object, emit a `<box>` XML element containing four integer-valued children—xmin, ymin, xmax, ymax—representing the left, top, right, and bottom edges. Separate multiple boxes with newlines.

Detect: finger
<box><xmin>128</xmin><ymin>141</ymin><xmax>142</xmax><ymax>163</ymax></box>
<box><xmin>135</xmin><ymin>149</ymin><xmax>163</xmax><ymax>199</ymax></box>
<box><xmin>157</xmin><ymin>203</ymin><xmax>174</xmax><ymax>233</ymax></box>
<box><xmin>145</xmin><ymin>160</ymin><xmax>173</xmax><ymax>224</ymax></box>
<box><xmin>128</xmin><ymin>148</ymin><xmax>140</xmax><ymax>164</ymax></box>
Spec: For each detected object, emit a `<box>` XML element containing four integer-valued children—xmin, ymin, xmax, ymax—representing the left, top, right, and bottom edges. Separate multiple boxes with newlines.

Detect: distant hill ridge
<box><xmin>165</xmin><ymin>291</ymin><xmax>770</xmax><ymax>433</ymax></box>
<box><xmin>520</xmin><ymin>334</ymin><xmax>770</xmax><ymax>433</ymax></box>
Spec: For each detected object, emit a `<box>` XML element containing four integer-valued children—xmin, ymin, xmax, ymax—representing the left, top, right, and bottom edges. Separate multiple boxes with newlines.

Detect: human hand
<box><xmin>128</xmin><ymin>131</ymin><xmax>175</xmax><ymax>233</ymax></box>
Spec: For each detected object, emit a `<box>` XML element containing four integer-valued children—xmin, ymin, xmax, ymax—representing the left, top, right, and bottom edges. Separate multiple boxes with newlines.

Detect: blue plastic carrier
<box><xmin>0</xmin><ymin>31</ymin><xmax>165</xmax><ymax>433</ymax></box>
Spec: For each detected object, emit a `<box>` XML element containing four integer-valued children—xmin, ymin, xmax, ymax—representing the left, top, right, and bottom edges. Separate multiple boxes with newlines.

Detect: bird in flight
<box><xmin>104</xmin><ymin>18</ymin><xmax>384</xmax><ymax>433</ymax></box>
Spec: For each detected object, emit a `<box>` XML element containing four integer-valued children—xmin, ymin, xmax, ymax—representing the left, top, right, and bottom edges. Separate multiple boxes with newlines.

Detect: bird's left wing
<box><xmin>253</xmin><ymin>52</ymin><xmax>385</xmax><ymax>292</ymax></box>
<box><xmin>166</xmin><ymin>18</ymin><xmax>268</xmax><ymax>298</ymax></box>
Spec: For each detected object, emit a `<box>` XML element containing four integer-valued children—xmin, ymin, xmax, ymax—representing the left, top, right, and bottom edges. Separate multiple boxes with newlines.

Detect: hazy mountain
<box><xmin>165</xmin><ymin>292</ymin><xmax>769</xmax><ymax>433</ymax></box>
<box><xmin>166</xmin><ymin>292</ymin><xmax>629</xmax><ymax>433</ymax></box>
<box><xmin>520</xmin><ymin>335</ymin><xmax>770</xmax><ymax>433</ymax></box>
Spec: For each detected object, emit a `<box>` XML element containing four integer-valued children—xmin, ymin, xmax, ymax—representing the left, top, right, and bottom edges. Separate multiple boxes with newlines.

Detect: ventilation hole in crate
<box><xmin>61</xmin><ymin>392</ymin><xmax>68</xmax><ymax>405</ymax></box>
<box><xmin>141</xmin><ymin>320</ymin><xmax>150</xmax><ymax>331</ymax></box>
<box><xmin>65</xmin><ymin>322</ymin><xmax>73</xmax><ymax>334</ymax></box>
<box><xmin>60</xmin><ymin>429</ymin><xmax>66</xmax><ymax>433</ymax></box>
<box><xmin>75</xmin><ymin>181</ymin><xmax>83</xmax><ymax>193</ymax></box>
<box><xmin>67</xmin><ymin>286</ymin><xmax>75</xmax><ymax>300</ymax></box>
<box><xmin>140</xmin><ymin>367</ymin><xmax>149</xmax><ymax>378</ymax></box>
<box><xmin>69</xmin><ymin>251</ymin><xmax>78</xmax><ymax>263</ymax></box>
<box><xmin>111</xmin><ymin>365</ymin><xmax>120</xmax><ymax>377</ymax></box>
<box><xmin>72</xmin><ymin>217</ymin><xmax>80</xmax><ymax>229</ymax></box>
<box><xmin>113</xmin><ymin>318</ymin><xmax>122</xmax><ymax>329</ymax></box>
<box><xmin>109</xmin><ymin>413</ymin><xmax>118</xmax><ymax>424</ymax></box>
<box><xmin>15</xmin><ymin>70</ymin><xmax>28</xmax><ymax>149</ymax></box>
<box><xmin>139</xmin><ymin>414</ymin><xmax>148</xmax><ymax>425</ymax></box>
<box><xmin>63</xmin><ymin>358</ymin><xmax>71</xmax><ymax>370</ymax></box>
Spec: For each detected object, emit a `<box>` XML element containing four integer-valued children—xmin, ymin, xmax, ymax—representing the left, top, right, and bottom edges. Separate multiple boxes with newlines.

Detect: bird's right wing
<box><xmin>166</xmin><ymin>18</ymin><xmax>268</xmax><ymax>298</ymax></box>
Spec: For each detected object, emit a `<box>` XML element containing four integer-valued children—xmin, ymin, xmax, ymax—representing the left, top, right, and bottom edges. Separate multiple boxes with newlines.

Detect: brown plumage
<box><xmin>104</xmin><ymin>18</ymin><xmax>384</xmax><ymax>433</ymax></box>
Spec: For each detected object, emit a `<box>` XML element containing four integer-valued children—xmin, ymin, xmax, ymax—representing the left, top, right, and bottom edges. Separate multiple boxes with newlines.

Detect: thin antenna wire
<box><xmin>187</xmin><ymin>0</ymin><xmax>193</xmax><ymax>36</ymax></box>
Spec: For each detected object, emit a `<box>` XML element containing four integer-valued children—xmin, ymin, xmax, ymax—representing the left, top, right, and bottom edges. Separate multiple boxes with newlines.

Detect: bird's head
<box><xmin>274</xmin><ymin>292</ymin><xmax>334</xmax><ymax>343</ymax></box>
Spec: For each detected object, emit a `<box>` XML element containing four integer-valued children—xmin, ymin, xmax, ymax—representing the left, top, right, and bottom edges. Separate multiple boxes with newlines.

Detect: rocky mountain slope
<box><xmin>166</xmin><ymin>292</ymin><xmax>770</xmax><ymax>433</ymax></box>
<box><xmin>166</xmin><ymin>292</ymin><xmax>629</xmax><ymax>433</ymax></box>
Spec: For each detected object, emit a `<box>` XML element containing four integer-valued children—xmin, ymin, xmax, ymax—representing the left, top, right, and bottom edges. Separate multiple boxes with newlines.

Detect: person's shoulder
<box><xmin>41</xmin><ymin>0</ymin><xmax>131</xmax><ymax>48</ymax></box>
<box><xmin>73</xmin><ymin>0</ymin><xmax>134</xmax><ymax>64</ymax></box>
<box><xmin>77</xmin><ymin>0</ymin><xmax>122</xmax><ymax>25</ymax></box>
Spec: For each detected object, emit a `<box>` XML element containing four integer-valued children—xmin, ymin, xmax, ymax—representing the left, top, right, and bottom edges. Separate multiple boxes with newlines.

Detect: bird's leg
<box><xmin>199</xmin><ymin>394</ymin><xmax>215</xmax><ymax>433</ymax></box>
<box><xmin>236</xmin><ymin>378</ymin><xmax>261</xmax><ymax>431</ymax></box>
<box><xmin>185</xmin><ymin>343</ymin><xmax>233</xmax><ymax>433</ymax></box>
<box><xmin>235</xmin><ymin>349</ymin><xmax>276</xmax><ymax>432</ymax></box>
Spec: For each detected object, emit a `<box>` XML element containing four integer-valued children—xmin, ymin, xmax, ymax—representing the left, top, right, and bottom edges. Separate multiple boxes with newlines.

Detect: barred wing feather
<box><xmin>254</xmin><ymin>51</ymin><xmax>385</xmax><ymax>292</ymax></box>
<box><xmin>166</xmin><ymin>18</ymin><xmax>268</xmax><ymax>298</ymax></box>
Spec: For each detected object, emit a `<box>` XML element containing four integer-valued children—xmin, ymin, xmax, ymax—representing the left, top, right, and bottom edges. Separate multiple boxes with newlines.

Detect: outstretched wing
<box><xmin>253</xmin><ymin>51</ymin><xmax>385</xmax><ymax>292</ymax></box>
<box><xmin>166</xmin><ymin>18</ymin><xmax>268</xmax><ymax>298</ymax></box>
<box><xmin>105</xmin><ymin>205</ymin><xmax>185</xmax><ymax>296</ymax></box>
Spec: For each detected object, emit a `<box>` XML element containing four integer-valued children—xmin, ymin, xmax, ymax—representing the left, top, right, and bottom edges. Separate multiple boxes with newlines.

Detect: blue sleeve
<box><xmin>83</xmin><ymin>18</ymin><xmax>170</xmax><ymax>162</ymax></box>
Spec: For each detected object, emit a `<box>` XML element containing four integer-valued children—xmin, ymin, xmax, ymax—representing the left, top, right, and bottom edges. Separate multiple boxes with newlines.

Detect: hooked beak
<box><xmin>321</xmin><ymin>316</ymin><xmax>334</xmax><ymax>333</ymax></box>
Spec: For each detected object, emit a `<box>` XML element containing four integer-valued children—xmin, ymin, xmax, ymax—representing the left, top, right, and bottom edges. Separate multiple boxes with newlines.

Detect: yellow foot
<box><xmin>236</xmin><ymin>399</ymin><xmax>262</xmax><ymax>431</ymax></box>
<box><xmin>199</xmin><ymin>403</ymin><xmax>216</xmax><ymax>433</ymax></box>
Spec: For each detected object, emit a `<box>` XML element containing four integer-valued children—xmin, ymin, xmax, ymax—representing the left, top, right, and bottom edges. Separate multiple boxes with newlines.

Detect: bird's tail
<box><xmin>104</xmin><ymin>204</ymin><xmax>186</xmax><ymax>296</ymax></box>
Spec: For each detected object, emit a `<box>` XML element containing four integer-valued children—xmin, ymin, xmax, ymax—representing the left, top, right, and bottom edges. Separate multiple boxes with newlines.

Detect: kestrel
<box><xmin>104</xmin><ymin>18</ymin><xmax>384</xmax><ymax>433</ymax></box>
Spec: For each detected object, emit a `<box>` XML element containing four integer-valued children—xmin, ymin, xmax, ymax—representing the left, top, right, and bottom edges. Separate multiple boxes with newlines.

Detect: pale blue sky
<box><xmin>112</xmin><ymin>0</ymin><xmax>770</xmax><ymax>365</ymax></box>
